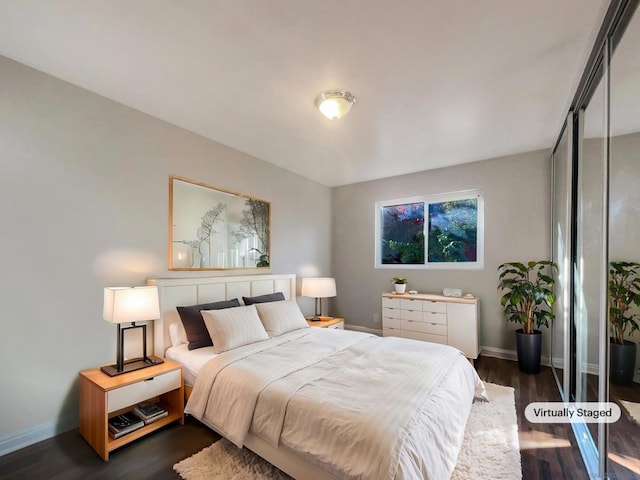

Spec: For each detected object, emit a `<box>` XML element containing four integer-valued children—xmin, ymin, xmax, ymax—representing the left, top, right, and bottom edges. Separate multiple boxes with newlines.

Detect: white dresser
<box><xmin>381</xmin><ymin>293</ymin><xmax>480</xmax><ymax>359</ymax></box>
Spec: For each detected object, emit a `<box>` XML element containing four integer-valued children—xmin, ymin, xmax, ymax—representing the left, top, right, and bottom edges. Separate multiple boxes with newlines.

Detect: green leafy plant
<box><xmin>497</xmin><ymin>261</ymin><xmax>557</xmax><ymax>334</ymax></box>
<box><xmin>609</xmin><ymin>261</ymin><xmax>640</xmax><ymax>345</ymax></box>
<box><xmin>392</xmin><ymin>277</ymin><xmax>407</xmax><ymax>284</ymax></box>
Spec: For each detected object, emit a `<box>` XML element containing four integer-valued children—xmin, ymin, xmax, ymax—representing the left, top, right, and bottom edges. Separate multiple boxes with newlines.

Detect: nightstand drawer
<box><xmin>108</xmin><ymin>369</ymin><xmax>181</xmax><ymax>413</ymax></box>
<box><xmin>326</xmin><ymin>321</ymin><xmax>344</xmax><ymax>329</ymax></box>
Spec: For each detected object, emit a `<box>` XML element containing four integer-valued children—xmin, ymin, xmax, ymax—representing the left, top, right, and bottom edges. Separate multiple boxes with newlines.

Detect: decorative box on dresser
<box><xmin>381</xmin><ymin>293</ymin><xmax>480</xmax><ymax>359</ymax></box>
<box><xmin>79</xmin><ymin>359</ymin><xmax>184</xmax><ymax>460</ymax></box>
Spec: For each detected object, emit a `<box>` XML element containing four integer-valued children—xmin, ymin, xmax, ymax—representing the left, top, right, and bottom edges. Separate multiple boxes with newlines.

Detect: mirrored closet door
<box><xmin>550</xmin><ymin>1</ymin><xmax>640</xmax><ymax>478</ymax></box>
<box><xmin>608</xmin><ymin>3</ymin><xmax>640</xmax><ymax>476</ymax></box>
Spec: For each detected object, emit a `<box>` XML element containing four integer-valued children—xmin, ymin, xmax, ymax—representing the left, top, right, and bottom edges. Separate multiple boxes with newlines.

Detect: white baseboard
<box><xmin>480</xmin><ymin>346</ymin><xmax>600</xmax><ymax>376</ymax></box>
<box><xmin>344</xmin><ymin>324</ymin><xmax>383</xmax><ymax>336</ymax></box>
<box><xmin>480</xmin><ymin>345</ymin><xmax>547</xmax><ymax>368</ymax></box>
<box><xmin>0</xmin><ymin>415</ymin><xmax>76</xmax><ymax>458</ymax></box>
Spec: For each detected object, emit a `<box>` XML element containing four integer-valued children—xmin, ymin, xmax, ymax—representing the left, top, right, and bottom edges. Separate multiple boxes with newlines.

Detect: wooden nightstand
<box><xmin>79</xmin><ymin>359</ymin><xmax>184</xmax><ymax>460</ymax></box>
<box><xmin>306</xmin><ymin>317</ymin><xmax>345</xmax><ymax>329</ymax></box>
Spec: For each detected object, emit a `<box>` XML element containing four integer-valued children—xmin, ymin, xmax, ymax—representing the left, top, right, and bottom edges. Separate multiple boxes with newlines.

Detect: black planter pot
<box><xmin>610</xmin><ymin>339</ymin><xmax>637</xmax><ymax>386</ymax></box>
<box><xmin>515</xmin><ymin>329</ymin><xmax>542</xmax><ymax>374</ymax></box>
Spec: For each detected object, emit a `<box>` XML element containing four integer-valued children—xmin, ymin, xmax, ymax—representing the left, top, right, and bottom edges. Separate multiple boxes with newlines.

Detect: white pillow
<box><xmin>201</xmin><ymin>304</ymin><xmax>269</xmax><ymax>353</ymax></box>
<box><xmin>255</xmin><ymin>300</ymin><xmax>309</xmax><ymax>337</ymax></box>
<box><xmin>169</xmin><ymin>321</ymin><xmax>188</xmax><ymax>347</ymax></box>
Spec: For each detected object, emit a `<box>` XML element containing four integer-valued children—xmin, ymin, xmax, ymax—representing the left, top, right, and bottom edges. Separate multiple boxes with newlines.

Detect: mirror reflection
<box><xmin>169</xmin><ymin>175</ymin><xmax>270</xmax><ymax>270</ymax></box>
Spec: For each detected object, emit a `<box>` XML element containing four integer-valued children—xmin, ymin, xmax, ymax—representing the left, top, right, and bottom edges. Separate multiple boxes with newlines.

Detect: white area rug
<box><xmin>620</xmin><ymin>400</ymin><xmax>640</xmax><ymax>426</ymax></box>
<box><xmin>174</xmin><ymin>382</ymin><xmax>521</xmax><ymax>480</ymax></box>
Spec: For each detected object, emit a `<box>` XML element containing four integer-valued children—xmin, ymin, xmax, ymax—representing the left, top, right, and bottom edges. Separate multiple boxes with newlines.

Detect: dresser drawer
<box><xmin>382</xmin><ymin>316</ymin><xmax>401</xmax><ymax>329</ymax></box>
<box><xmin>107</xmin><ymin>369</ymin><xmax>181</xmax><ymax>413</ymax></box>
<box><xmin>400</xmin><ymin>299</ymin><xmax>423</xmax><ymax>310</ymax></box>
<box><xmin>382</xmin><ymin>307</ymin><xmax>401</xmax><ymax>318</ymax></box>
<box><xmin>422</xmin><ymin>300</ymin><xmax>447</xmax><ymax>314</ymax></box>
<box><xmin>400</xmin><ymin>308</ymin><xmax>422</xmax><ymax>321</ymax></box>
<box><xmin>383</xmin><ymin>326</ymin><xmax>401</xmax><ymax>337</ymax></box>
<box><xmin>422</xmin><ymin>311</ymin><xmax>447</xmax><ymax>325</ymax></box>
<box><xmin>401</xmin><ymin>320</ymin><xmax>447</xmax><ymax>336</ymax></box>
<box><xmin>402</xmin><ymin>330</ymin><xmax>448</xmax><ymax>345</ymax></box>
<box><xmin>382</xmin><ymin>297</ymin><xmax>402</xmax><ymax>309</ymax></box>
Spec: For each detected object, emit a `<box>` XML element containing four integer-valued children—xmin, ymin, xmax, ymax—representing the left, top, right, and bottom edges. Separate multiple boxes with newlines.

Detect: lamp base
<box><xmin>100</xmin><ymin>355</ymin><xmax>164</xmax><ymax>377</ymax></box>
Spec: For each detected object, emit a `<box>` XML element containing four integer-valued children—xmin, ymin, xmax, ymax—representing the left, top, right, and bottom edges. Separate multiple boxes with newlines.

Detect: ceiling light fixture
<box><xmin>315</xmin><ymin>90</ymin><xmax>356</xmax><ymax>120</ymax></box>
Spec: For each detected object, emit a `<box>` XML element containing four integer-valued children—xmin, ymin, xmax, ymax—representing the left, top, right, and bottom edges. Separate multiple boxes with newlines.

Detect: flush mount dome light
<box><xmin>315</xmin><ymin>90</ymin><xmax>356</xmax><ymax>120</ymax></box>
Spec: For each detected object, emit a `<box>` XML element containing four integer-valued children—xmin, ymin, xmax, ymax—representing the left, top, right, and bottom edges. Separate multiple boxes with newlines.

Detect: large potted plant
<box><xmin>498</xmin><ymin>261</ymin><xmax>557</xmax><ymax>374</ymax></box>
<box><xmin>609</xmin><ymin>261</ymin><xmax>640</xmax><ymax>386</ymax></box>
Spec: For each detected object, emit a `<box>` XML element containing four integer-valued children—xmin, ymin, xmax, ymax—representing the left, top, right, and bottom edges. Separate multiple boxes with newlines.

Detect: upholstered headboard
<box><xmin>147</xmin><ymin>274</ymin><xmax>297</xmax><ymax>356</ymax></box>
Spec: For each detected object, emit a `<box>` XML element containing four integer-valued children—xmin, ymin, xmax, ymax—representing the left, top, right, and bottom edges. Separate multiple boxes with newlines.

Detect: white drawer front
<box><xmin>400</xmin><ymin>299</ymin><xmax>423</xmax><ymax>310</ymax></box>
<box><xmin>327</xmin><ymin>322</ymin><xmax>344</xmax><ymax>329</ymax></box>
<box><xmin>383</xmin><ymin>326</ymin><xmax>401</xmax><ymax>337</ymax></box>
<box><xmin>402</xmin><ymin>330</ymin><xmax>447</xmax><ymax>345</ymax></box>
<box><xmin>382</xmin><ymin>297</ymin><xmax>402</xmax><ymax>308</ymax></box>
<box><xmin>400</xmin><ymin>309</ymin><xmax>422</xmax><ymax>321</ymax></box>
<box><xmin>382</xmin><ymin>316</ymin><xmax>401</xmax><ymax>328</ymax></box>
<box><xmin>401</xmin><ymin>319</ymin><xmax>426</xmax><ymax>333</ymax></box>
<box><xmin>108</xmin><ymin>369</ymin><xmax>181</xmax><ymax>413</ymax></box>
<box><xmin>422</xmin><ymin>322</ymin><xmax>447</xmax><ymax>336</ymax></box>
<box><xmin>422</xmin><ymin>311</ymin><xmax>447</xmax><ymax>325</ymax></box>
<box><xmin>402</xmin><ymin>320</ymin><xmax>446</xmax><ymax>336</ymax></box>
<box><xmin>422</xmin><ymin>301</ymin><xmax>447</xmax><ymax>313</ymax></box>
<box><xmin>382</xmin><ymin>307</ymin><xmax>401</xmax><ymax>318</ymax></box>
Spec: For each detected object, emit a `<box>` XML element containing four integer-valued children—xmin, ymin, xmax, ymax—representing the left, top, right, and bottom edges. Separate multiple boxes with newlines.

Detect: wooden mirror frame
<box><xmin>169</xmin><ymin>175</ymin><xmax>271</xmax><ymax>271</ymax></box>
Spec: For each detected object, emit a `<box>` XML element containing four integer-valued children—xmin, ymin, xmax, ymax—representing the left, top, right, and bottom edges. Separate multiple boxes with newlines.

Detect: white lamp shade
<box><xmin>301</xmin><ymin>277</ymin><xmax>337</xmax><ymax>298</ymax></box>
<box><xmin>103</xmin><ymin>286</ymin><xmax>160</xmax><ymax>324</ymax></box>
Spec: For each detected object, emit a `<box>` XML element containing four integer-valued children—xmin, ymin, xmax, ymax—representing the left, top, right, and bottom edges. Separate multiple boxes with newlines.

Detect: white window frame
<box><xmin>374</xmin><ymin>189</ymin><xmax>484</xmax><ymax>270</ymax></box>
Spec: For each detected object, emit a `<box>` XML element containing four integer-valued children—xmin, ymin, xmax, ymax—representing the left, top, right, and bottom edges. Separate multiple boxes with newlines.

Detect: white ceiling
<box><xmin>0</xmin><ymin>1</ymin><xmax>607</xmax><ymax>187</ymax></box>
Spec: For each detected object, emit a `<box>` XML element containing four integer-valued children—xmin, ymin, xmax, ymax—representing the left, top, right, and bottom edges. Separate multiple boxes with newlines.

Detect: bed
<box><xmin>148</xmin><ymin>274</ymin><xmax>486</xmax><ymax>480</ymax></box>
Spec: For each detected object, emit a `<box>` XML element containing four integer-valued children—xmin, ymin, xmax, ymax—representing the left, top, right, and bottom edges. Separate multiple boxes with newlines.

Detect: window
<box><xmin>375</xmin><ymin>190</ymin><xmax>484</xmax><ymax>269</ymax></box>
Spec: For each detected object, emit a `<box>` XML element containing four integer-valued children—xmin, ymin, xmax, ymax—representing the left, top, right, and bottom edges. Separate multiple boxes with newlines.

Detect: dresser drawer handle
<box><xmin>144</xmin><ymin>377</ymin><xmax>155</xmax><ymax>382</ymax></box>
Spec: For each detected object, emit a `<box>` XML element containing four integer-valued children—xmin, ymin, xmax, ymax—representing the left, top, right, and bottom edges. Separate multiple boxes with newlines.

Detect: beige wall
<box><xmin>331</xmin><ymin>150</ymin><xmax>551</xmax><ymax>352</ymax></box>
<box><xmin>0</xmin><ymin>55</ymin><xmax>332</xmax><ymax>452</ymax></box>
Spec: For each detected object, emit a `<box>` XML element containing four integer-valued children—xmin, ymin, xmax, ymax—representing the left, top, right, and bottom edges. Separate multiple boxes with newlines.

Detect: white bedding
<box><xmin>165</xmin><ymin>343</ymin><xmax>216</xmax><ymax>387</ymax></box>
<box><xmin>185</xmin><ymin>328</ymin><xmax>485</xmax><ymax>480</ymax></box>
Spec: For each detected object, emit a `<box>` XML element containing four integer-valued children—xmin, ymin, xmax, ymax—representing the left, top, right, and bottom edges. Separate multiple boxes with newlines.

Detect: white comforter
<box><xmin>186</xmin><ymin>328</ymin><xmax>485</xmax><ymax>480</ymax></box>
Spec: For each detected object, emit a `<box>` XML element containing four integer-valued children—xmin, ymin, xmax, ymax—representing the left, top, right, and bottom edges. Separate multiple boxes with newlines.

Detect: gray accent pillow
<box><xmin>242</xmin><ymin>291</ymin><xmax>285</xmax><ymax>305</ymax></box>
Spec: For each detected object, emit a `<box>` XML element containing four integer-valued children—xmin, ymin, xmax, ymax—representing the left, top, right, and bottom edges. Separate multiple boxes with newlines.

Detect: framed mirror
<box><xmin>169</xmin><ymin>175</ymin><xmax>270</xmax><ymax>270</ymax></box>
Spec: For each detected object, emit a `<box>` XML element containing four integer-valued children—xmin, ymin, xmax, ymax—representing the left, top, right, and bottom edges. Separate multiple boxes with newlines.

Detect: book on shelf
<box><xmin>108</xmin><ymin>412</ymin><xmax>144</xmax><ymax>439</ymax></box>
<box><xmin>133</xmin><ymin>402</ymin><xmax>168</xmax><ymax>424</ymax></box>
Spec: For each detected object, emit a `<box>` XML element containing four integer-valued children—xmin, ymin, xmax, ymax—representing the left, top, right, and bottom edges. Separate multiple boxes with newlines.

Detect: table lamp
<box><xmin>101</xmin><ymin>286</ymin><xmax>163</xmax><ymax>376</ymax></box>
<box><xmin>301</xmin><ymin>277</ymin><xmax>337</xmax><ymax>321</ymax></box>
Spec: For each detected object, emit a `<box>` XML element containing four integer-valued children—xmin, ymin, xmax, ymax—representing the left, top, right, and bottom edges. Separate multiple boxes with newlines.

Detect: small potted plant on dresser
<box><xmin>392</xmin><ymin>277</ymin><xmax>408</xmax><ymax>294</ymax></box>
<box><xmin>498</xmin><ymin>261</ymin><xmax>557</xmax><ymax>374</ymax></box>
<box><xmin>609</xmin><ymin>261</ymin><xmax>640</xmax><ymax>386</ymax></box>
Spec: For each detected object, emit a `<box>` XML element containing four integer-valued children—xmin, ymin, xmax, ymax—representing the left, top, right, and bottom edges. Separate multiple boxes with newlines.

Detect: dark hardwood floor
<box><xmin>0</xmin><ymin>357</ymin><xmax>637</xmax><ymax>480</ymax></box>
<box><xmin>475</xmin><ymin>356</ymin><xmax>640</xmax><ymax>480</ymax></box>
<box><xmin>0</xmin><ymin>417</ymin><xmax>220</xmax><ymax>480</ymax></box>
